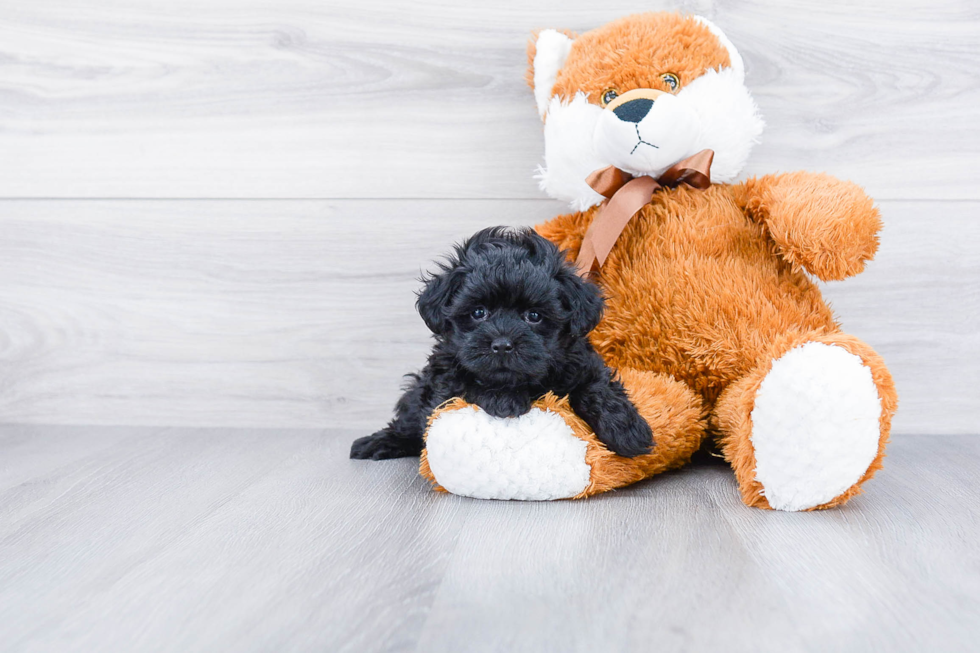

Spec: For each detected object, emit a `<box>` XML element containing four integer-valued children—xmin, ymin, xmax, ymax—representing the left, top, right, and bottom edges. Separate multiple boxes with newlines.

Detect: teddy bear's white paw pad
<box><xmin>425</xmin><ymin>407</ymin><xmax>591</xmax><ymax>500</ymax></box>
<box><xmin>750</xmin><ymin>342</ymin><xmax>882</xmax><ymax>511</ymax></box>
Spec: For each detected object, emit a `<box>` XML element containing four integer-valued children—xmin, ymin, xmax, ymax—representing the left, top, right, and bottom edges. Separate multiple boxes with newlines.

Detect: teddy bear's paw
<box><xmin>424</xmin><ymin>406</ymin><xmax>592</xmax><ymax>501</ymax></box>
<box><xmin>750</xmin><ymin>342</ymin><xmax>883</xmax><ymax>511</ymax></box>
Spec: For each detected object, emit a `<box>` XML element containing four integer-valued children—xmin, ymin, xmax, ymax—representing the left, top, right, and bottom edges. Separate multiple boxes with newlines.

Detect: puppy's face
<box><xmin>417</xmin><ymin>228</ymin><xmax>603</xmax><ymax>387</ymax></box>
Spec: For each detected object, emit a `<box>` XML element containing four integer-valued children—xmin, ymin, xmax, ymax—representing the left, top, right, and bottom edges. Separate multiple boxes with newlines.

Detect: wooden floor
<box><xmin>1</xmin><ymin>426</ymin><xmax>978</xmax><ymax>652</ymax></box>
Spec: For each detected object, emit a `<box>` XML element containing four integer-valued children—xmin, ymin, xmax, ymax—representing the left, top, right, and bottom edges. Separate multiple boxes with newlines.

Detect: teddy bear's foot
<box><xmin>715</xmin><ymin>332</ymin><xmax>897</xmax><ymax>511</ymax></box>
<box><xmin>423</xmin><ymin>400</ymin><xmax>592</xmax><ymax>500</ymax></box>
<box><xmin>420</xmin><ymin>370</ymin><xmax>707</xmax><ymax>500</ymax></box>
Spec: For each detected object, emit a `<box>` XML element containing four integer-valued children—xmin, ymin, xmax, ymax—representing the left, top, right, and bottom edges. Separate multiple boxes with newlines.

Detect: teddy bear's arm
<box><xmin>735</xmin><ymin>172</ymin><xmax>882</xmax><ymax>281</ymax></box>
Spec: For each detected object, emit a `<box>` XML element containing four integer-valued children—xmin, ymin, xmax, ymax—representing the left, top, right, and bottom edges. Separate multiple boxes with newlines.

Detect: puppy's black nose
<box><xmin>490</xmin><ymin>337</ymin><xmax>514</xmax><ymax>354</ymax></box>
<box><xmin>613</xmin><ymin>98</ymin><xmax>654</xmax><ymax>123</ymax></box>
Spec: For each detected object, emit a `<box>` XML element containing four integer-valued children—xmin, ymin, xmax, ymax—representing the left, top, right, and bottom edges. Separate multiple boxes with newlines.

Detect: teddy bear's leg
<box><xmin>420</xmin><ymin>369</ymin><xmax>706</xmax><ymax>500</ymax></box>
<box><xmin>713</xmin><ymin>331</ymin><xmax>897</xmax><ymax>511</ymax></box>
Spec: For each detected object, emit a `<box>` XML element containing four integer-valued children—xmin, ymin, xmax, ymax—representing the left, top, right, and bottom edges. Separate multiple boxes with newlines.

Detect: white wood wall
<box><xmin>1</xmin><ymin>1</ymin><xmax>977</xmax><ymax>434</ymax></box>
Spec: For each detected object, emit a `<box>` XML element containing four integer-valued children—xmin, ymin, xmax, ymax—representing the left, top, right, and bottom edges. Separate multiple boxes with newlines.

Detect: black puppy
<box><xmin>349</xmin><ymin>227</ymin><xmax>654</xmax><ymax>460</ymax></box>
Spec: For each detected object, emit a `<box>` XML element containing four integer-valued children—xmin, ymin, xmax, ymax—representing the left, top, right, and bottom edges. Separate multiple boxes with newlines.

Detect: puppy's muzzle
<box><xmin>490</xmin><ymin>336</ymin><xmax>514</xmax><ymax>354</ymax></box>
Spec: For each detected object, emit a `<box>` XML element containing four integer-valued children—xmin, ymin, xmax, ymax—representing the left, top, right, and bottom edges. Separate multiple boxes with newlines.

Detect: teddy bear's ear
<box><xmin>526</xmin><ymin>29</ymin><xmax>575</xmax><ymax>118</ymax></box>
<box><xmin>693</xmin><ymin>16</ymin><xmax>745</xmax><ymax>82</ymax></box>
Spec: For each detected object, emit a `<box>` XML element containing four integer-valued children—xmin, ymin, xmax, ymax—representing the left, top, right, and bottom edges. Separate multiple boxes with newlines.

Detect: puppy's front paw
<box><xmin>595</xmin><ymin>413</ymin><xmax>654</xmax><ymax>458</ymax></box>
<box><xmin>350</xmin><ymin>429</ymin><xmax>422</xmax><ymax>460</ymax></box>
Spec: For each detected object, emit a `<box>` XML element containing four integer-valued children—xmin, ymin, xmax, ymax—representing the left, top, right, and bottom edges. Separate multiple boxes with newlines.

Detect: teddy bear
<box><xmin>418</xmin><ymin>12</ymin><xmax>897</xmax><ymax>511</ymax></box>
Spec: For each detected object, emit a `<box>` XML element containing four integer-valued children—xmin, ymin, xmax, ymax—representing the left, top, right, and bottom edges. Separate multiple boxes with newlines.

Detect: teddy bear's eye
<box><xmin>600</xmin><ymin>88</ymin><xmax>619</xmax><ymax>106</ymax></box>
<box><xmin>660</xmin><ymin>73</ymin><xmax>680</xmax><ymax>92</ymax></box>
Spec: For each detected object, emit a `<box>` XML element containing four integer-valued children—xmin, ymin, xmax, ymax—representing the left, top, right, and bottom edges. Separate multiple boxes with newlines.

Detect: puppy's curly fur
<box><xmin>350</xmin><ymin>227</ymin><xmax>654</xmax><ymax>460</ymax></box>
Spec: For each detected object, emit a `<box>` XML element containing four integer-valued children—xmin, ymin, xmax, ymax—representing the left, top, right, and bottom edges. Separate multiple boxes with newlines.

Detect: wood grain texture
<box><xmin>0</xmin><ymin>198</ymin><xmax>975</xmax><ymax>434</ymax></box>
<box><xmin>1</xmin><ymin>426</ymin><xmax>978</xmax><ymax>652</ymax></box>
<box><xmin>0</xmin><ymin>0</ymin><xmax>977</xmax><ymax>199</ymax></box>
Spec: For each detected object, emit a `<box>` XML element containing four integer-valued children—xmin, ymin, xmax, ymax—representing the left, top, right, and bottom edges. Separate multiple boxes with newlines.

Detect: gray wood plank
<box><xmin>0</xmin><ymin>199</ymin><xmax>974</xmax><ymax>435</ymax></box>
<box><xmin>0</xmin><ymin>423</ymin><xmax>147</xmax><ymax>492</ymax></box>
<box><xmin>0</xmin><ymin>1</ymin><xmax>977</xmax><ymax>199</ymax></box>
<box><xmin>0</xmin><ymin>427</ymin><xmax>977</xmax><ymax>652</ymax></box>
<box><xmin>415</xmin><ymin>435</ymin><xmax>980</xmax><ymax>653</ymax></box>
<box><xmin>0</xmin><ymin>427</ymin><xmax>469</xmax><ymax>653</ymax></box>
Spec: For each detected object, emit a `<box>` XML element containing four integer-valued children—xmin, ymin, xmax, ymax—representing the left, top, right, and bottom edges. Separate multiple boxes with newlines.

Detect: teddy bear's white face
<box><xmin>592</xmin><ymin>89</ymin><xmax>703</xmax><ymax>177</ymax></box>
<box><xmin>531</xmin><ymin>16</ymin><xmax>765</xmax><ymax>210</ymax></box>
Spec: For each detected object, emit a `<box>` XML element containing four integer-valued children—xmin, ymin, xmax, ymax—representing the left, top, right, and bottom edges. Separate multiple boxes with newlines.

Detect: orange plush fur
<box><xmin>424</xmin><ymin>13</ymin><xmax>898</xmax><ymax>509</ymax></box>
<box><xmin>533</xmin><ymin>14</ymin><xmax>731</xmax><ymax>101</ymax></box>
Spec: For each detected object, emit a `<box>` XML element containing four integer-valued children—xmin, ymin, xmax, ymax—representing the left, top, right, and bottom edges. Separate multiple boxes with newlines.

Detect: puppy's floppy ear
<box><xmin>556</xmin><ymin>265</ymin><xmax>604</xmax><ymax>338</ymax></box>
<box><xmin>416</xmin><ymin>259</ymin><xmax>466</xmax><ymax>335</ymax></box>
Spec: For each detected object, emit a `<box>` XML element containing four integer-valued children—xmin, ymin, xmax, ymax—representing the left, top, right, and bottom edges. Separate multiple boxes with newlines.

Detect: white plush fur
<box><xmin>535</xmin><ymin>93</ymin><xmax>606</xmax><ymax>210</ymax></box>
<box><xmin>594</xmin><ymin>91</ymin><xmax>703</xmax><ymax>179</ymax></box>
<box><xmin>532</xmin><ymin>30</ymin><xmax>574</xmax><ymax>118</ymax></box>
<box><xmin>750</xmin><ymin>343</ymin><xmax>883</xmax><ymax>512</ymax></box>
<box><xmin>425</xmin><ymin>406</ymin><xmax>592</xmax><ymax>501</ymax></box>
<box><xmin>535</xmin><ymin>16</ymin><xmax>763</xmax><ymax>208</ymax></box>
<box><xmin>680</xmin><ymin>66</ymin><xmax>764</xmax><ymax>183</ymax></box>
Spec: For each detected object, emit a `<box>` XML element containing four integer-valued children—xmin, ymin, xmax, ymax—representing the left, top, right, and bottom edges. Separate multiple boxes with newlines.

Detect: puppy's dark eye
<box><xmin>660</xmin><ymin>72</ymin><xmax>679</xmax><ymax>92</ymax></box>
<box><xmin>471</xmin><ymin>307</ymin><xmax>488</xmax><ymax>321</ymax></box>
<box><xmin>523</xmin><ymin>310</ymin><xmax>542</xmax><ymax>324</ymax></box>
<box><xmin>600</xmin><ymin>88</ymin><xmax>619</xmax><ymax>106</ymax></box>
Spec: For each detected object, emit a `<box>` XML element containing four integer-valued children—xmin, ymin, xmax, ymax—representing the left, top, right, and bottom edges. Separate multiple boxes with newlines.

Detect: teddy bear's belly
<box><xmin>586</xmin><ymin>200</ymin><xmax>837</xmax><ymax>402</ymax></box>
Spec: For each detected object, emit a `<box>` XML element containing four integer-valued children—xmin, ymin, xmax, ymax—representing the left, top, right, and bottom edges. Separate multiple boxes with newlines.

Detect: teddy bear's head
<box><xmin>527</xmin><ymin>13</ymin><xmax>764</xmax><ymax>209</ymax></box>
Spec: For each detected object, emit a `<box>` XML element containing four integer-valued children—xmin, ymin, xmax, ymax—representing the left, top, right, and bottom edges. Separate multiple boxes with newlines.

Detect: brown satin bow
<box><xmin>575</xmin><ymin>149</ymin><xmax>714</xmax><ymax>276</ymax></box>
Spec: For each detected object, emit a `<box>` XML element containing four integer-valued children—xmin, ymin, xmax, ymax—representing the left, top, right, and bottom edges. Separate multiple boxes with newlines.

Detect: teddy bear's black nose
<box><xmin>613</xmin><ymin>98</ymin><xmax>654</xmax><ymax>123</ymax></box>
